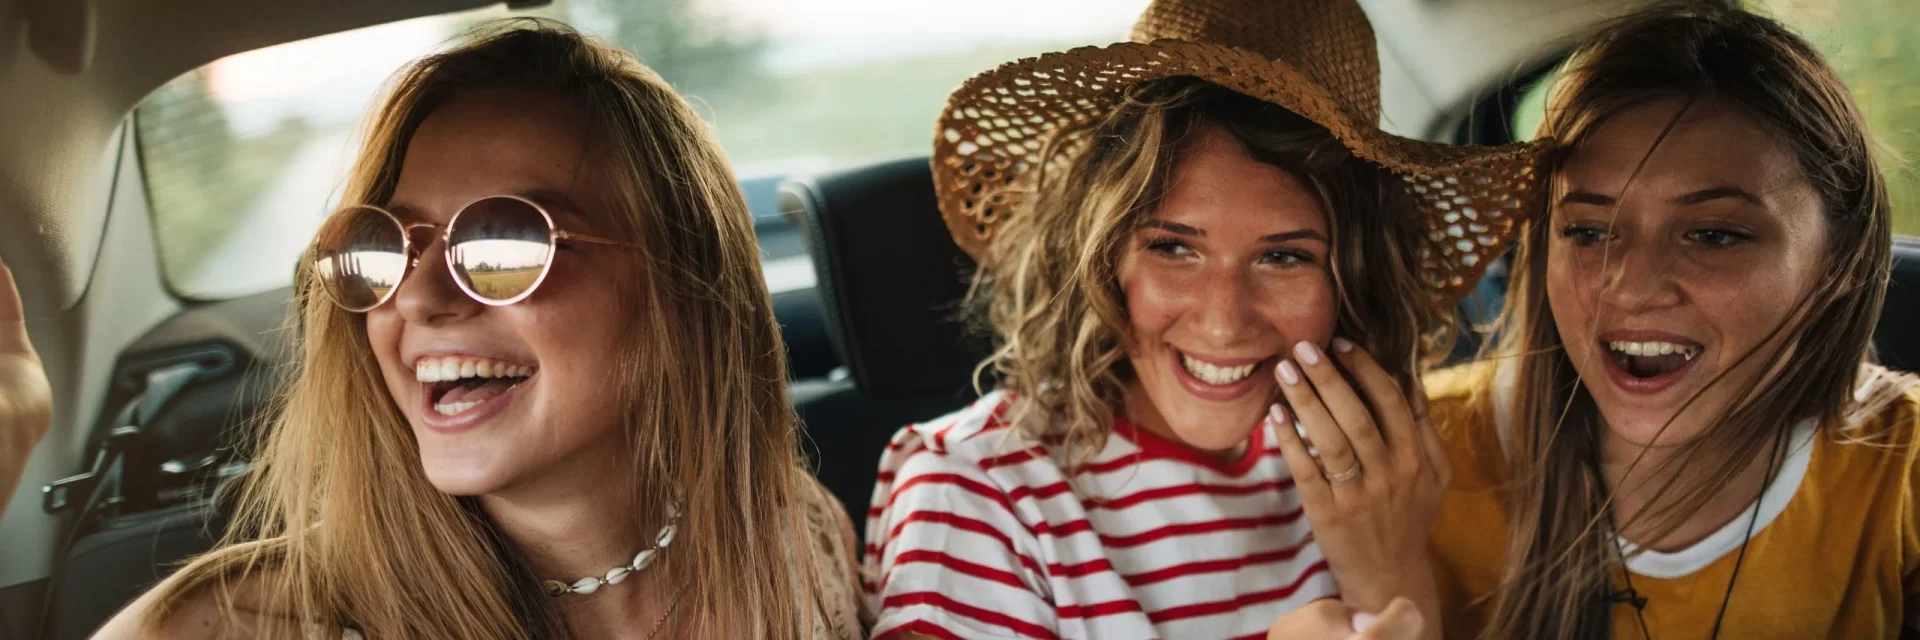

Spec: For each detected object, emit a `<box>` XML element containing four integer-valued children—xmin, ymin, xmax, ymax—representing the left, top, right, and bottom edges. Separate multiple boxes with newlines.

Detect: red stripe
<box><xmin>870</xmin><ymin>474</ymin><xmax>1071</xmax><ymax>519</ymax></box>
<box><xmin>1048</xmin><ymin>556</ymin><xmax>1117</xmax><ymax>578</ymax></box>
<box><xmin>1008</xmin><ymin>480</ymin><xmax>1074</xmax><ymax>502</ymax></box>
<box><xmin>932</xmin><ymin>419</ymin><xmax>959</xmax><ymax>452</ymax></box>
<box><xmin>1091</xmin><ymin>479</ymin><xmax>1294</xmax><ymax>511</ymax></box>
<box><xmin>886</xmin><ymin>473</ymin><xmax>1021</xmax><ymax>515</ymax></box>
<box><xmin>1072</xmin><ymin>447</ymin><xmax>1285</xmax><ymax>476</ymax></box>
<box><xmin>1076</xmin><ymin>451</ymin><xmax>1149</xmax><ymax>475</ymax></box>
<box><xmin>874</xmin><ymin>620</ymin><xmax>966</xmax><ymax>640</ymax></box>
<box><xmin>876</xmin><ymin>510</ymin><xmax>1047</xmax><ymax>577</ymax></box>
<box><xmin>880</xmin><ymin>474</ymin><xmax>1299</xmax><ymax>547</ymax></box>
<box><xmin>1043</xmin><ymin>539</ymin><xmax>1310</xmax><ymax>587</ymax></box>
<box><xmin>1101</xmin><ymin>511</ymin><xmax>1300</xmax><ymax>548</ymax></box>
<box><xmin>1055</xmin><ymin>598</ymin><xmax>1145</xmax><ymax>620</ymax></box>
<box><xmin>882</xmin><ymin>592</ymin><xmax>1059</xmax><ymax>639</ymax></box>
<box><xmin>891</xmin><ymin>550</ymin><xmax>1029</xmax><ymax>591</ymax></box>
<box><xmin>1147</xmin><ymin>559</ymin><xmax>1333</xmax><ymax>623</ymax></box>
<box><xmin>980</xmin><ymin>446</ymin><xmax>1052</xmax><ymax>471</ymax></box>
<box><xmin>1122</xmin><ymin>542</ymin><xmax>1310</xmax><ymax>586</ymax></box>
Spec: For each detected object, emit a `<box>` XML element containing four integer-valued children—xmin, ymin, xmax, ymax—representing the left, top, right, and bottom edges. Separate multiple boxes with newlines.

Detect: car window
<box><xmin>138</xmin><ymin>0</ymin><xmax>1151</xmax><ymax>300</ymax></box>
<box><xmin>1510</xmin><ymin>0</ymin><xmax>1918</xmax><ymax>236</ymax></box>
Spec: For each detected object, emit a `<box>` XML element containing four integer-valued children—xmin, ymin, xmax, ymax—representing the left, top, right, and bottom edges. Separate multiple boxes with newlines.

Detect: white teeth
<box><xmin>413</xmin><ymin>356</ymin><xmax>537</xmax><ymax>383</ymax></box>
<box><xmin>433</xmin><ymin>400</ymin><xmax>482</xmax><ymax>416</ymax></box>
<box><xmin>1180</xmin><ymin>354</ymin><xmax>1257</xmax><ymax>386</ymax></box>
<box><xmin>1607</xmin><ymin>340</ymin><xmax>1700</xmax><ymax>360</ymax></box>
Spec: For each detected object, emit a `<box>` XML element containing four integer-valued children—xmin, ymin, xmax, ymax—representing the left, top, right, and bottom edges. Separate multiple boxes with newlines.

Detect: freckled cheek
<box><xmin>1250</xmin><ymin>277</ymin><xmax>1337</xmax><ymax>345</ymax></box>
<box><xmin>1546</xmin><ymin>252</ymin><xmax>1604</xmax><ymax>331</ymax></box>
<box><xmin>1686</xmin><ymin>266</ymin><xmax>1799</xmax><ymax>355</ymax></box>
<box><xmin>1120</xmin><ymin>267</ymin><xmax>1191</xmax><ymax>347</ymax></box>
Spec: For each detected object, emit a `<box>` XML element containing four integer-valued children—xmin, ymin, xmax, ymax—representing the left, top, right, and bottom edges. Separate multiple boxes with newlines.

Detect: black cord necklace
<box><xmin>1604</xmin><ymin>430</ymin><xmax>1788</xmax><ymax>640</ymax></box>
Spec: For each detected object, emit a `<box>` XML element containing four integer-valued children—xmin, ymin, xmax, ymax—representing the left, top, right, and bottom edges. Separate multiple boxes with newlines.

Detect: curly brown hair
<box><xmin>970</xmin><ymin>77</ymin><xmax>1444</xmax><ymax>467</ymax></box>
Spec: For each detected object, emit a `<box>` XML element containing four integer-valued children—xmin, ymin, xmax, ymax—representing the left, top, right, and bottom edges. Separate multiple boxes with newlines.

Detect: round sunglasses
<box><xmin>311</xmin><ymin>195</ymin><xmax>637</xmax><ymax>312</ymax></box>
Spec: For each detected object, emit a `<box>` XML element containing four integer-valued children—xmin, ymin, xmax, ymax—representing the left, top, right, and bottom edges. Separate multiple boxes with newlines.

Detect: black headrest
<box><xmin>1875</xmin><ymin>238</ymin><xmax>1920</xmax><ymax>371</ymax></box>
<box><xmin>779</xmin><ymin>157</ymin><xmax>988</xmax><ymax>399</ymax></box>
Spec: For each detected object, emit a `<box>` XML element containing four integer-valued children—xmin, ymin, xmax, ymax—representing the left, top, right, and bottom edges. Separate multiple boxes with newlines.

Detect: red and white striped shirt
<box><xmin>863</xmin><ymin>390</ymin><xmax>1337</xmax><ymax>639</ymax></box>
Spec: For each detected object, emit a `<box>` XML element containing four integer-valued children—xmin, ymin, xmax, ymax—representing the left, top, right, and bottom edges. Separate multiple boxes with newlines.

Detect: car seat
<box><xmin>779</xmin><ymin>156</ymin><xmax>991</xmax><ymax>536</ymax></box>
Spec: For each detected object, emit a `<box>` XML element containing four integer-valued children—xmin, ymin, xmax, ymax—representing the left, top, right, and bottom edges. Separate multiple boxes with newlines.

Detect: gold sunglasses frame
<box><xmin>312</xmin><ymin>194</ymin><xmax>637</xmax><ymax>312</ymax></box>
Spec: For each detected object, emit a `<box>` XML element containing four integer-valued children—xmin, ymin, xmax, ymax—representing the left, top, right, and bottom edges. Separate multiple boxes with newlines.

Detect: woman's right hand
<box><xmin>0</xmin><ymin>255</ymin><xmax>53</xmax><ymax>508</ymax></box>
<box><xmin>1267</xmin><ymin>597</ymin><xmax>1425</xmax><ymax>640</ymax></box>
<box><xmin>1267</xmin><ymin>338</ymin><xmax>1450</xmax><ymax>636</ymax></box>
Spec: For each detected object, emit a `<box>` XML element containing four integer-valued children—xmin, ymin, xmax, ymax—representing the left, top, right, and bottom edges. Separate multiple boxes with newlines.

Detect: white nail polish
<box><xmin>1294</xmin><ymin>341</ymin><xmax>1321</xmax><ymax>365</ymax></box>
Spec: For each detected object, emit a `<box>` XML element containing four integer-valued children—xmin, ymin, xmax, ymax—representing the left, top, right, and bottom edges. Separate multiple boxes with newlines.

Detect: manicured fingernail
<box><xmin>1332</xmin><ymin>337</ymin><xmax>1354</xmax><ymax>354</ymax></box>
<box><xmin>1276</xmin><ymin>360</ymin><xmax>1301</xmax><ymax>385</ymax></box>
<box><xmin>1352</xmin><ymin>612</ymin><xmax>1378</xmax><ymax>632</ymax></box>
<box><xmin>1294</xmin><ymin>341</ymin><xmax>1321</xmax><ymax>365</ymax></box>
<box><xmin>1268</xmin><ymin>403</ymin><xmax>1287</xmax><ymax>425</ymax></box>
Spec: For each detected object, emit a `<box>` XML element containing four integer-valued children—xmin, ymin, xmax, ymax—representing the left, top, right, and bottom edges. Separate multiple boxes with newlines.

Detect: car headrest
<box><xmin>779</xmin><ymin>157</ymin><xmax>989</xmax><ymax>399</ymax></box>
<box><xmin>1876</xmin><ymin>238</ymin><xmax>1920</xmax><ymax>371</ymax></box>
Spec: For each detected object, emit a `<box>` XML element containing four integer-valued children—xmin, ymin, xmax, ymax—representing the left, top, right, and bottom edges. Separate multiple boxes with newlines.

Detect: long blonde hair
<box><xmin>1479</xmin><ymin>3</ymin><xmax>1894</xmax><ymax>637</ymax></box>
<box><xmin>144</xmin><ymin>20</ymin><xmax>825</xmax><ymax>638</ymax></box>
<box><xmin>972</xmin><ymin>78</ymin><xmax>1439</xmax><ymax>465</ymax></box>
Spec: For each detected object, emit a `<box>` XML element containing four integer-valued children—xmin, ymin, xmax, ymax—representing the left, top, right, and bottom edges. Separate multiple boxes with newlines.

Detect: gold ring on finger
<box><xmin>1325</xmin><ymin>461</ymin><xmax>1362</xmax><ymax>484</ymax></box>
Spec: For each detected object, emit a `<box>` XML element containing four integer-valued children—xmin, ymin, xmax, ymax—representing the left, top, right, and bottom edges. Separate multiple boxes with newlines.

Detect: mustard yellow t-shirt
<box><xmin>1426</xmin><ymin>362</ymin><xmax>1920</xmax><ymax>639</ymax></box>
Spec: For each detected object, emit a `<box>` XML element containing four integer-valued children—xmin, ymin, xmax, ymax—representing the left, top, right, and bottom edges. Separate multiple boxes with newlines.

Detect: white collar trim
<box><xmin>1613</xmin><ymin>420</ymin><xmax>1815</xmax><ymax>579</ymax></box>
<box><xmin>1489</xmin><ymin>361</ymin><xmax>1818</xmax><ymax>579</ymax></box>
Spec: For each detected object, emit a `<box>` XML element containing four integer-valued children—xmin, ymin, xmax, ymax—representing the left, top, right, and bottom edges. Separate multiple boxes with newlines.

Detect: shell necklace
<box><xmin>542</xmin><ymin>512</ymin><xmax>680</xmax><ymax>597</ymax></box>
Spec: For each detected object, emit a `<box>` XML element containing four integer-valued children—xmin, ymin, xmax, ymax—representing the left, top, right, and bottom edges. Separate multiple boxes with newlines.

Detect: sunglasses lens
<box><xmin>313</xmin><ymin>206</ymin><xmax>407</xmax><ymax>312</ymax></box>
<box><xmin>448</xmin><ymin>197</ymin><xmax>554</xmax><ymax>303</ymax></box>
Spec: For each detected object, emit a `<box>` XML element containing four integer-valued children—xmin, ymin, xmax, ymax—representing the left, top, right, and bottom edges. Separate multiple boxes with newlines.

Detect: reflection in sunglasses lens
<box><xmin>448</xmin><ymin>197</ymin><xmax>553</xmax><ymax>303</ymax></box>
<box><xmin>315</xmin><ymin>206</ymin><xmax>407</xmax><ymax>311</ymax></box>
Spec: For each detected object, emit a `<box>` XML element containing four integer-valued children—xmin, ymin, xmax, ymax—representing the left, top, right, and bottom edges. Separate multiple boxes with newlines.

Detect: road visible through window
<box><xmin>138</xmin><ymin>0</ymin><xmax>1149</xmax><ymax>300</ymax></box>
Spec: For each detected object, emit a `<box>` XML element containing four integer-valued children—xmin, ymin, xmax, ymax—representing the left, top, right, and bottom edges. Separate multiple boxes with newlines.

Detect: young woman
<box><xmin>90</xmin><ymin>21</ymin><xmax>865</xmax><ymax>639</ymax></box>
<box><xmin>861</xmin><ymin>0</ymin><xmax>1544</xmax><ymax>637</ymax></box>
<box><xmin>1424</xmin><ymin>4</ymin><xmax>1920</xmax><ymax>638</ymax></box>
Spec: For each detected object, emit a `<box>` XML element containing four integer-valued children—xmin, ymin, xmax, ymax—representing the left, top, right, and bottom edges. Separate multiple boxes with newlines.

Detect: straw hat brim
<box><xmin>931</xmin><ymin>39</ymin><xmax>1547</xmax><ymax>307</ymax></box>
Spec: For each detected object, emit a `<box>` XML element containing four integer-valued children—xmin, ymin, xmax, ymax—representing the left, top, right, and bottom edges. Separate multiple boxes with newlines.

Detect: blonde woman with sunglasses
<box><xmin>91</xmin><ymin>21</ymin><xmax>866</xmax><ymax>639</ymax></box>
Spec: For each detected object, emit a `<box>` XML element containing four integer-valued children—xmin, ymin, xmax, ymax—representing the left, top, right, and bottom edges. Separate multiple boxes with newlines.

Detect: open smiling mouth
<box><xmin>1602</xmin><ymin>339</ymin><xmax>1702</xmax><ymax>383</ymax></box>
<box><xmin>1180</xmin><ymin>352</ymin><xmax>1259</xmax><ymax>385</ymax></box>
<box><xmin>417</xmin><ymin>355</ymin><xmax>537</xmax><ymax>416</ymax></box>
<box><xmin>1167</xmin><ymin>345</ymin><xmax>1279</xmax><ymax>403</ymax></box>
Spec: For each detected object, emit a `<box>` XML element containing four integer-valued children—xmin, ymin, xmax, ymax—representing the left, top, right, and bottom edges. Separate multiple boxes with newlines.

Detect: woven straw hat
<box><xmin>931</xmin><ymin>0</ymin><xmax>1547</xmax><ymax>306</ymax></box>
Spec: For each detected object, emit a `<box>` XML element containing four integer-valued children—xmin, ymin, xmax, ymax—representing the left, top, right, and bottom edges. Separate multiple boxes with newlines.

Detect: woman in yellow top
<box><xmin>1425</xmin><ymin>4</ymin><xmax>1920</xmax><ymax>638</ymax></box>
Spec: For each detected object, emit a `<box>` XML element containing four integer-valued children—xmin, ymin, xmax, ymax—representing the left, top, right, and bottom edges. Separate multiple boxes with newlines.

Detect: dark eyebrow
<box><xmin>1559</xmin><ymin>190</ymin><xmax>1616</xmax><ymax>207</ymax></box>
<box><xmin>1559</xmin><ymin>186</ymin><xmax>1764</xmax><ymax>208</ymax></box>
<box><xmin>1261</xmin><ymin>229</ymin><xmax>1327</xmax><ymax>244</ymax></box>
<box><xmin>1141</xmin><ymin>220</ymin><xmax>1326</xmax><ymax>244</ymax></box>
<box><xmin>1673</xmin><ymin>186</ymin><xmax>1763</xmax><ymax>206</ymax></box>
<box><xmin>1141</xmin><ymin>220</ymin><xmax>1203</xmax><ymax>237</ymax></box>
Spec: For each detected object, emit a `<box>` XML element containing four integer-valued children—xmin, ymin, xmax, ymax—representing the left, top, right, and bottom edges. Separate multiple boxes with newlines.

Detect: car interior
<box><xmin>1</xmin><ymin>0</ymin><xmax>1915</xmax><ymax>637</ymax></box>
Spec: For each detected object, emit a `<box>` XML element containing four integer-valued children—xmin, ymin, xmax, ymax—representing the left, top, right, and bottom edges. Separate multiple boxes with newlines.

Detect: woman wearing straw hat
<box><xmin>860</xmin><ymin>0</ymin><xmax>1542</xmax><ymax>637</ymax></box>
